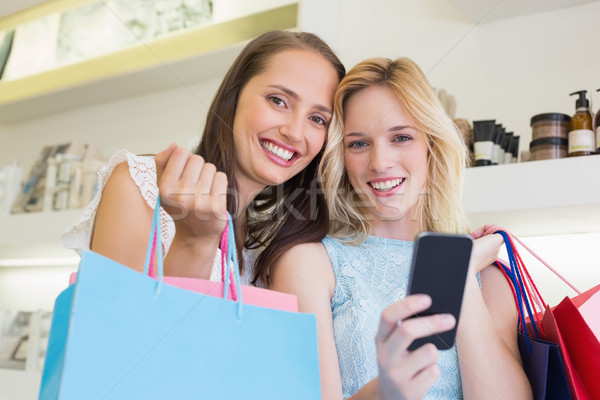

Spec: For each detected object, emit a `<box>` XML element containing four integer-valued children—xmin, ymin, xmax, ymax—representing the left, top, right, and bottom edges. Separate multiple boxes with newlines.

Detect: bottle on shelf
<box><xmin>595</xmin><ymin>88</ymin><xmax>600</xmax><ymax>153</ymax></box>
<box><xmin>568</xmin><ymin>90</ymin><xmax>595</xmax><ymax>157</ymax></box>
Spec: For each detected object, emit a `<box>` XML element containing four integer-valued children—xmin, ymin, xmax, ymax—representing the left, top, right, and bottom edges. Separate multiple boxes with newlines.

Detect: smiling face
<box><xmin>343</xmin><ymin>85</ymin><xmax>429</xmax><ymax>237</ymax></box>
<box><xmin>231</xmin><ymin>49</ymin><xmax>338</xmax><ymax>198</ymax></box>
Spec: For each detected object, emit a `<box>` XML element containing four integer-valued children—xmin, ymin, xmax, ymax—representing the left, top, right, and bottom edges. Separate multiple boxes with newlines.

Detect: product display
<box><xmin>568</xmin><ymin>90</ymin><xmax>595</xmax><ymax>157</ymax></box>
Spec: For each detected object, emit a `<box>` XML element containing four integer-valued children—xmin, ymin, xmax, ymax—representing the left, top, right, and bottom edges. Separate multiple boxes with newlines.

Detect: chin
<box><xmin>261</xmin><ymin>172</ymin><xmax>292</xmax><ymax>187</ymax></box>
<box><xmin>367</xmin><ymin>203</ymin><xmax>408</xmax><ymax>221</ymax></box>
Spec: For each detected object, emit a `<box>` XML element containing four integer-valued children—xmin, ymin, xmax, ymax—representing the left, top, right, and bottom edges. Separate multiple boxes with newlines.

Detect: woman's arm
<box><xmin>155</xmin><ymin>144</ymin><xmax>227</xmax><ymax>278</ymax></box>
<box><xmin>90</xmin><ymin>162</ymin><xmax>155</xmax><ymax>272</ymax></box>
<box><xmin>456</xmin><ymin>235</ymin><xmax>533</xmax><ymax>399</ymax></box>
<box><xmin>269</xmin><ymin>243</ymin><xmax>344</xmax><ymax>399</ymax></box>
<box><xmin>270</xmin><ymin>243</ymin><xmax>456</xmax><ymax>400</ymax></box>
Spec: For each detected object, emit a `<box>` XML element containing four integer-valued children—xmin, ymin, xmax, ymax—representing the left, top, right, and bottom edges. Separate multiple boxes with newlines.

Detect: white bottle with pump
<box><xmin>568</xmin><ymin>90</ymin><xmax>595</xmax><ymax>157</ymax></box>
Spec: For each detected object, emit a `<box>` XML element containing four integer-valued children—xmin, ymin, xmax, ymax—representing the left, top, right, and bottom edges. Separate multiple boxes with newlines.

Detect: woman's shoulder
<box><xmin>271</xmin><ymin>242</ymin><xmax>331</xmax><ymax>280</ymax></box>
<box><xmin>281</xmin><ymin>242</ymin><xmax>329</xmax><ymax>264</ymax></box>
<box><xmin>61</xmin><ymin>150</ymin><xmax>168</xmax><ymax>254</ymax></box>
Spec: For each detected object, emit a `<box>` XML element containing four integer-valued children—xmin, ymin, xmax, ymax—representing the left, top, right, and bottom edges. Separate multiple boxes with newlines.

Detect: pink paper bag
<box><xmin>69</xmin><ymin>272</ymin><xmax>297</xmax><ymax>312</ymax></box>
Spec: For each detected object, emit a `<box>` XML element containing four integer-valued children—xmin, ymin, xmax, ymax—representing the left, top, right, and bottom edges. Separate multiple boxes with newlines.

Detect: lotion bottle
<box><xmin>568</xmin><ymin>90</ymin><xmax>595</xmax><ymax>157</ymax></box>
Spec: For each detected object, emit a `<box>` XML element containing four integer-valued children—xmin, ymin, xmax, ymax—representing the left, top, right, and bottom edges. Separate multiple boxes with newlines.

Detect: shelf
<box><xmin>0</xmin><ymin>209</ymin><xmax>83</xmax><ymax>265</ymax></box>
<box><xmin>463</xmin><ymin>155</ymin><xmax>600</xmax><ymax>236</ymax></box>
<box><xmin>447</xmin><ymin>0</ymin><xmax>597</xmax><ymax>23</ymax></box>
<box><xmin>2</xmin><ymin>156</ymin><xmax>599</xmax><ymax>266</ymax></box>
<box><xmin>0</xmin><ymin>2</ymin><xmax>298</xmax><ymax>122</ymax></box>
<box><xmin>0</xmin><ymin>368</ymin><xmax>41</xmax><ymax>399</ymax></box>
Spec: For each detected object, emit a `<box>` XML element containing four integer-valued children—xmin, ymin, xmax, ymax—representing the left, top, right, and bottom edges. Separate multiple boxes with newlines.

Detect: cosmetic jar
<box><xmin>530</xmin><ymin>113</ymin><xmax>571</xmax><ymax>140</ymax></box>
<box><xmin>529</xmin><ymin>137</ymin><xmax>568</xmax><ymax>161</ymax></box>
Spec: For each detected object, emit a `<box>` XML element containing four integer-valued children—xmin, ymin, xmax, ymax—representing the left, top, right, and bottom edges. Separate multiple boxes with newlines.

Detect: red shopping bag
<box><xmin>551</xmin><ymin>293</ymin><xmax>600</xmax><ymax>399</ymax></box>
<box><xmin>488</xmin><ymin>227</ymin><xmax>599</xmax><ymax>400</ymax></box>
<box><xmin>538</xmin><ymin>303</ymin><xmax>589</xmax><ymax>399</ymax></box>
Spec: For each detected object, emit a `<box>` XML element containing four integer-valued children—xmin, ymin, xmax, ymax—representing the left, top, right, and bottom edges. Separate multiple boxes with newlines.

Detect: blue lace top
<box><xmin>322</xmin><ymin>235</ymin><xmax>462</xmax><ymax>399</ymax></box>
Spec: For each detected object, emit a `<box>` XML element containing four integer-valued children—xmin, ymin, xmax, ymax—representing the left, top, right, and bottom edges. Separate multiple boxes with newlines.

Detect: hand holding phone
<box><xmin>406</xmin><ymin>232</ymin><xmax>473</xmax><ymax>351</ymax></box>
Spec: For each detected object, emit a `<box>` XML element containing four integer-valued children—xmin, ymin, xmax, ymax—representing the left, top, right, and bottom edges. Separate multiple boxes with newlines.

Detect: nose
<box><xmin>279</xmin><ymin>113</ymin><xmax>304</xmax><ymax>144</ymax></box>
<box><xmin>368</xmin><ymin>142</ymin><xmax>395</xmax><ymax>172</ymax></box>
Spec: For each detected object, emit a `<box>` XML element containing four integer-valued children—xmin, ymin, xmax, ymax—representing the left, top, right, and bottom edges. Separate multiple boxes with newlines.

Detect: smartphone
<box><xmin>406</xmin><ymin>232</ymin><xmax>473</xmax><ymax>351</ymax></box>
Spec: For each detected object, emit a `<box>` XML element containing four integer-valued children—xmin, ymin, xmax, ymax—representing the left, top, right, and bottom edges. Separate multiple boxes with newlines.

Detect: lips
<box><xmin>259</xmin><ymin>138</ymin><xmax>301</xmax><ymax>167</ymax></box>
<box><xmin>368</xmin><ymin>178</ymin><xmax>405</xmax><ymax>192</ymax></box>
<box><xmin>260</xmin><ymin>140</ymin><xmax>295</xmax><ymax>161</ymax></box>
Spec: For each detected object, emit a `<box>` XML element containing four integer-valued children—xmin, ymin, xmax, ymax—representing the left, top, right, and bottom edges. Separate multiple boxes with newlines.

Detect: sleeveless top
<box><xmin>61</xmin><ymin>150</ymin><xmax>258</xmax><ymax>285</ymax></box>
<box><xmin>322</xmin><ymin>235</ymin><xmax>463</xmax><ymax>399</ymax></box>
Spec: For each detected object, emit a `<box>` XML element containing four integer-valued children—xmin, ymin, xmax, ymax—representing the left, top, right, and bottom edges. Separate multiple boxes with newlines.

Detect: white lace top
<box><xmin>61</xmin><ymin>150</ymin><xmax>257</xmax><ymax>285</ymax></box>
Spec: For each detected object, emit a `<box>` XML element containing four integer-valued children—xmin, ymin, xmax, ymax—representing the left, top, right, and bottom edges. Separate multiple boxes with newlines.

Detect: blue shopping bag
<box><xmin>39</xmin><ymin>201</ymin><xmax>321</xmax><ymax>399</ymax></box>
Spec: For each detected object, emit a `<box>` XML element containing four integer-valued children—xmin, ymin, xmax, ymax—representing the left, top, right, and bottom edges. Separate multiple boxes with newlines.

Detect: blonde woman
<box><xmin>270</xmin><ymin>58</ymin><xmax>532</xmax><ymax>399</ymax></box>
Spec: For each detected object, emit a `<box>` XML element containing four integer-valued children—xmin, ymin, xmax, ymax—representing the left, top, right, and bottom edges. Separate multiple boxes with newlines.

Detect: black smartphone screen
<box><xmin>406</xmin><ymin>232</ymin><xmax>473</xmax><ymax>351</ymax></box>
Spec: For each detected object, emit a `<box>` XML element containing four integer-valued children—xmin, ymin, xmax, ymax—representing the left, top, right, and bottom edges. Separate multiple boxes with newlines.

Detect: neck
<box><xmin>235</xmin><ymin>182</ymin><xmax>266</xmax><ymax>218</ymax></box>
<box><xmin>232</xmin><ymin>176</ymin><xmax>266</xmax><ymax>248</ymax></box>
<box><xmin>367</xmin><ymin>210</ymin><xmax>421</xmax><ymax>241</ymax></box>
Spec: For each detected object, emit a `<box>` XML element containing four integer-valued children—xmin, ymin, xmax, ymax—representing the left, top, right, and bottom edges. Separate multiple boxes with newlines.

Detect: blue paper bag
<box><xmin>517</xmin><ymin>333</ymin><xmax>571</xmax><ymax>400</ymax></box>
<box><xmin>39</xmin><ymin>203</ymin><xmax>321</xmax><ymax>399</ymax></box>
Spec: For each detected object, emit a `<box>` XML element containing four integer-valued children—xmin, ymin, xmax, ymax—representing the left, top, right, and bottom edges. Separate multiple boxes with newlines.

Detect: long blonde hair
<box><xmin>320</xmin><ymin>57</ymin><xmax>470</xmax><ymax>241</ymax></box>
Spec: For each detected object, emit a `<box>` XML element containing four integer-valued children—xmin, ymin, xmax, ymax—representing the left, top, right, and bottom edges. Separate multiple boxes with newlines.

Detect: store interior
<box><xmin>0</xmin><ymin>0</ymin><xmax>599</xmax><ymax>398</ymax></box>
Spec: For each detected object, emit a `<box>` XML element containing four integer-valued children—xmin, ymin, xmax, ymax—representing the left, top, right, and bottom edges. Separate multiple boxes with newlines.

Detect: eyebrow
<box><xmin>345</xmin><ymin>132</ymin><xmax>365</xmax><ymax>138</ymax></box>
<box><xmin>389</xmin><ymin>125</ymin><xmax>415</xmax><ymax>132</ymax></box>
<box><xmin>345</xmin><ymin>125</ymin><xmax>415</xmax><ymax>138</ymax></box>
<box><xmin>268</xmin><ymin>85</ymin><xmax>332</xmax><ymax>115</ymax></box>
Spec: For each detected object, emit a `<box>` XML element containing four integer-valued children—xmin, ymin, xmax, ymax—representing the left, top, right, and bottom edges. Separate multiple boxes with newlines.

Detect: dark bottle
<box><xmin>595</xmin><ymin>89</ymin><xmax>600</xmax><ymax>153</ymax></box>
<box><xmin>568</xmin><ymin>90</ymin><xmax>595</xmax><ymax>157</ymax></box>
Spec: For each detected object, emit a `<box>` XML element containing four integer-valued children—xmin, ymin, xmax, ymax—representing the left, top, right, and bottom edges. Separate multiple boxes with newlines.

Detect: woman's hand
<box><xmin>375</xmin><ymin>295</ymin><xmax>456</xmax><ymax>400</ymax></box>
<box><xmin>156</xmin><ymin>143</ymin><xmax>228</xmax><ymax>241</ymax></box>
<box><xmin>470</xmin><ymin>227</ymin><xmax>504</xmax><ymax>274</ymax></box>
<box><xmin>155</xmin><ymin>144</ymin><xmax>229</xmax><ymax>278</ymax></box>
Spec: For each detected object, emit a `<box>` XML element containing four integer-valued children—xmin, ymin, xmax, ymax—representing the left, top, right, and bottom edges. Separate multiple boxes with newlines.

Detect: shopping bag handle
<box><xmin>481</xmin><ymin>225</ymin><xmax>580</xmax><ymax>295</ymax></box>
<box><xmin>142</xmin><ymin>197</ymin><xmax>244</xmax><ymax>318</ymax></box>
<box><xmin>484</xmin><ymin>226</ymin><xmax>581</xmax><ymax>354</ymax></box>
<box><xmin>491</xmin><ymin>231</ymin><xmax>545</xmax><ymax>353</ymax></box>
<box><xmin>143</xmin><ymin>196</ymin><xmax>165</xmax><ymax>294</ymax></box>
<box><xmin>143</xmin><ymin>198</ymin><xmax>237</xmax><ymax>296</ymax></box>
<box><xmin>221</xmin><ymin>215</ymin><xmax>243</xmax><ymax>318</ymax></box>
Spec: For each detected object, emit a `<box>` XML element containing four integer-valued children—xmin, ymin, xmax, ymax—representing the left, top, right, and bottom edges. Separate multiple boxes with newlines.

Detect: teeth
<box><xmin>261</xmin><ymin>140</ymin><xmax>294</xmax><ymax>161</ymax></box>
<box><xmin>369</xmin><ymin>178</ymin><xmax>404</xmax><ymax>191</ymax></box>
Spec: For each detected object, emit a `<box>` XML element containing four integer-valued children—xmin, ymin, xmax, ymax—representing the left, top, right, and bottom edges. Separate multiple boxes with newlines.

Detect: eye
<box><xmin>393</xmin><ymin>134</ymin><xmax>412</xmax><ymax>143</ymax></box>
<box><xmin>309</xmin><ymin>115</ymin><xmax>328</xmax><ymax>126</ymax></box>
<box><xmin>268</xmin><ymin>96</ymin><xmax>286</xmax><ymax>107</ymax></box>
<box><xmin>348</xmin><ymin>140</ymin><xmax>367</xmax><ymax>149</ymax></box>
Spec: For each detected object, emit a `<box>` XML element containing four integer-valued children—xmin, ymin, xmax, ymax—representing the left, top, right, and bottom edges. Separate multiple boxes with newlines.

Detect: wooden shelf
<box><xmin>0</xmin><ymin>3</ymin><xmax>298</xmax><ymax>122</ymax></box>
<box><xmin>463</xmin><ymin>155</ymin><xmax>600</xmax><ymax>236</ymax></box>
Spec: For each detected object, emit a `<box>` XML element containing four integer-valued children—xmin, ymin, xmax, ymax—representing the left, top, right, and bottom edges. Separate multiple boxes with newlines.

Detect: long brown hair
<box><xmin>194</xmin><ymin>30</ymin><xmax>345</xmax><ymax>284</ymax></box>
